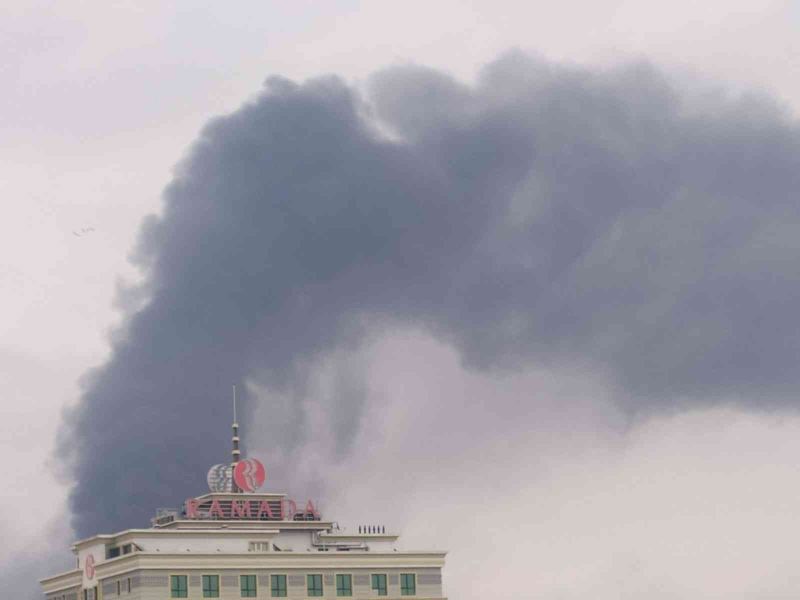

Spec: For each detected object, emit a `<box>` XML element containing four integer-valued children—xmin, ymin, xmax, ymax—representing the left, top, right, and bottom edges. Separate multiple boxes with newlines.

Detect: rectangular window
<box><xmin>400</xmin><ymin>573</ymin><xmax>416</xmax><ymax>595</ymax></box>
<box><xmin>307</xmin><ymin>574</ymin><xmax>324</xmax><ymax>597</ymax></box>
<box><xmin>170</xmin><ymin>575</ymin><xmax>188</xmax><ymax>598</ymax></box>
<box><xmin>371</xmin><ymin>574</ymin><xmax>387</xmax><ymax>596</ymax></box>
<box><xmin>117</xmin><ymin>580</ymin><xmax>121</xmax><ymax>595</ymax></box>
<box><xmin>249</xmin><ymin>541</ymin><xmax>270</xmax><ymax>552</ymax></box>
<box><xmin>240</xmin><ymin>574</ymin><xmax>257</xmax><ymax>597</ymax></box>
<box><xmin>127</xmin><ymin>578</ymin><xmax>131</xmax><ymax>593</ymax></box>
<box><xmin>336</xmin><ymin>574</ymin><xmax>352</xmax><ymax>597</ymax></box>
<box><xmin>202</xmin><ymin>575</ymin><xmax>220</xmax><ymax>598</ymax></box>
<box><xmin>271</xmin><ymin>574</ymin><xmax>287</xmax><ymax>597</ymax></box>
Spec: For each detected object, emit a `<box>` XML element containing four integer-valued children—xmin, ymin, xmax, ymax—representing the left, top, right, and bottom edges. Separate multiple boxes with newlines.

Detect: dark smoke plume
<box><xmin>59</xmin><ymin>53</ymin><xmax>800</xmax><ymax>538</ymax></box>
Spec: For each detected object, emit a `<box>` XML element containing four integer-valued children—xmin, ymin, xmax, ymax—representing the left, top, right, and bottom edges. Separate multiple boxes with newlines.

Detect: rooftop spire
<box><xmin>232</xmin><ymin>384</ymin><xmax>241</xmax><ymax>492</ymax></box>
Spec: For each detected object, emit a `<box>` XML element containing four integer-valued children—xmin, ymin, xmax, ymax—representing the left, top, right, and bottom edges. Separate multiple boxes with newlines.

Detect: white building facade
<box><xmin>41</xmin><ymin>478</ymin><xmax>446</xmax><ymax>600</ymax></box>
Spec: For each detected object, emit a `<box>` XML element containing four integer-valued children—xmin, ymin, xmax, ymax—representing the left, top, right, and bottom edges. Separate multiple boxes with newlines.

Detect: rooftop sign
<box><xmin>207</xmin><ymin>458</ymin><xmax>266</xmax><ymax>493</ymax></box>
<box><xmin>184</xmin><ymin>496</ymin><xmax>320</xmax><ymax>521</ymax></box>
<box><xmin>234</xmin><ymin>458</ymin><xmax>266</xmax><ymax>492</ymax></box>
<box><xmin>84</xmin><ymin>554</ymin><xmax>95</xmax><ymax>580</ymax></box>
<box><xmin>207</xmin><ymin>464</ymin><xmax>232</xmax><ymax>492</ymax></box>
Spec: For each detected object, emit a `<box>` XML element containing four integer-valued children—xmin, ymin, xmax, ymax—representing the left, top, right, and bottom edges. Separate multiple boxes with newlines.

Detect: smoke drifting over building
<box><xmin>59</xmin><ymin>53</ymin><xmax>800</xmax><ymax>539</ymax></box>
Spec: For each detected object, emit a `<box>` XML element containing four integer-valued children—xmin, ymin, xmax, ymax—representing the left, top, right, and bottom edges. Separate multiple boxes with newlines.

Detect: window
<box><xmin>170</xmin><ymin>575</ymin><xmax>188</xmax><ymax>598</ymax></box>
<box><xmin>249</xmin><ymin>541</ymin><xmax>270</xmax><ymax>552</ymax></box>
<box><xmin>400</xmin><ymin>574</ymin><xmax>416</xmax><ymax>596</ymax></box>
<box><xmin>336</xmin><ymin>574</ymin><xmax>352</xmax><ymax>597</ymax></box>
<box><xmin>127</xmin><ymin>578</ymin><xmax>131</xmax><ymax>593</ymax></box>
<box><xmin>241</xmin><ymin>574</ymin><xmax>257</xmax><ymax>597</ymax></box>
<box><xmin>371</xmin><ymin>574</ymin><xmax>387</xmax><ymax>596</ymax></box>
<box><xmin>271</xmin><ymin>574</ymin><xmax>287</xmax><ymax>597</ymax></box>
<box><xmin>307</xmin><ymin>574</ymin><xmax>323</xmax><ymax>597</ymax></box>
<box><xmin>117</xmin><ymin>580</ymin><xmax>121</xmax><ymax>595</ymax></box>
<box><xmin>202</xmin><ymin>575</ymin><xmax>220</xmax><ymax>598</ymax></box>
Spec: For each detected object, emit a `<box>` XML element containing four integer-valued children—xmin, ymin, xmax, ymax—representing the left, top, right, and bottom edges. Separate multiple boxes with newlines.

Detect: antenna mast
<box><xmin>231</xmin><ymin>384</ymin><xmax>241</xmax><ymax>492</ymax></box>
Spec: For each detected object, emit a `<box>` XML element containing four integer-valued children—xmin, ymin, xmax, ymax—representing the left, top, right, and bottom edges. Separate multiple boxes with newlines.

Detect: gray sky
<box><xmin>3</xmin><ymin>2</ymin><xmax>800</xmax><ymax>598</ymax></box>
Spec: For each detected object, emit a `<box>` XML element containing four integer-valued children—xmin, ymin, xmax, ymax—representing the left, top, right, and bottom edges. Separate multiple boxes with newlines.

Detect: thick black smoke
<box><xmin>59</xmin><ymin>53</ymin><xmax>800</xmax><ymax>538</ymax></box>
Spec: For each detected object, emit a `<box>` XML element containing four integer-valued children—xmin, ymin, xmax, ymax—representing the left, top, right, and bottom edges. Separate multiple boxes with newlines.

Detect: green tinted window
<box><xmin>202</xmin><ymin>575</ymin><xmax>219</xmax><ymax>598</ymax></box>
<box><xmin>401</xmin><ymin>573</ymin><xmax>416</xmax><ymax>595</ymax></box>
<box><xmin>307</xmin><ymin>574</ymin><xmax>323</xmax><ymax>596</ymax></box>
<box><xmin>170</xmin><ymin>575</ymin><xmax>188</xmax><ymax>598</ymax></box>
<box><xmin>241</xmin><ymin>574</ymin><xmax>257</xmax><ymax>597</ymax></box>
<box><xmin>336</xmin><ymin>574</ymin><xmax>352</xmax><ymax>596</ymax></box>
<box><xmin>271</xmin><ymin>574</ymin><xmax>287</xmax><ymax>597</ymax></box>
<box><xmin>371</xmin><ymin>574</ymin><xmax>387</xmax><ymax>596</ymax></box>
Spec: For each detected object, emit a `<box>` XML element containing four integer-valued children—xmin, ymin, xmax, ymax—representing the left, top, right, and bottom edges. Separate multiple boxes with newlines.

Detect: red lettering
<box><xmin>305</xmin><ymin>500</ymin><xmax>319</xmax><ymax>518</ymax></box>
<box><xmin>283</xmin><ymin>498</ymin><xmax>297</xmax><ymax>520</ymax></box>
<box><xmin>184</xmin><ymin>499</ymin><xmax>199</xmax><ymax>519</ymax></box>
<box><xmin>257</xmin><ymin>500</ymin><xmax>276</xmax><ymax>519</ymax></box>
<box><xmin>209</xmin><ymin>499</ymin><xmax>224</xmax><ymax>518</ymax></box>
<box><xmin>231</xmin><ymin>500</ymin><xmax>252</xmax><ymax>518</ymax></box>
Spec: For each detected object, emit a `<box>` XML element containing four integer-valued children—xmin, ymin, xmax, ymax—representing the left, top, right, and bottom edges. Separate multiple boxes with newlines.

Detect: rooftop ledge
<box><xmin>193</xmin><ymin>491</ymin><xmax>288</xmax><ymax>500</ymax></box>
<box><xmin>39</xmin><ymin>568</ymin><xmax>81</xmax><ymax>588</ymax></box>
<box><xmin>319</xmin><ymin>533</ymin><xmax>400</xmax><ymax>542</ymax></box>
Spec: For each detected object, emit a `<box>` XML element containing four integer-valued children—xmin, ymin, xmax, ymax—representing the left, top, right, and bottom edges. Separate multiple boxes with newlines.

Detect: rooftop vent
<box><xmin>358</xmin><ymin>525</ymin><xmax>386</xmax><ymax>534</ymax></box>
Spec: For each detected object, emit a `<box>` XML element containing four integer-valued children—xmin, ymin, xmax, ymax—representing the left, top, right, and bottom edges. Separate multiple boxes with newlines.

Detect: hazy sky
<box><xmin>3</xmin><ymin>2</ymin><xmax>800</xmax><ymax>598</ymax></box>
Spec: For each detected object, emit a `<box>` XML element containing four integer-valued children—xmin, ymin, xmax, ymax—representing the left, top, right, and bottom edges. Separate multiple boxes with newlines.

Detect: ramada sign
<box><xmin>184</xmin><ymin>497</ymin><xmax>320</xmax><ymax>521</ymax></box>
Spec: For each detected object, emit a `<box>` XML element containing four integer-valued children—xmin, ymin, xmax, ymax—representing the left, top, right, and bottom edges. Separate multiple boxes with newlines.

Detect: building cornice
<box><xmin>92</xmin><ymin>550</ymin><xmax>447</xmax><ymax>579</ymax></box>
<box><xmin>39</xmin><ymin>569</ymin><xmax>81</xmax><ymax>593</ymax></box>
<box><xmin>72</xmin><ymin>523</ymin><xmax>326</xmax><ymax>550</ymax></box>
<box><xmin>159</xmin><ymin>519</ymin><xmax>334</xmax><ymax>531</ymax></box>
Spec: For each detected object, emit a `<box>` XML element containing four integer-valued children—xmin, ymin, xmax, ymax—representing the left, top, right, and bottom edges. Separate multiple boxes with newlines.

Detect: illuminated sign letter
<box><xmin>185</xmin><ymin>499</ymin><xmax>200</xmax><ymax>519</ymax></box>
<box><xmin>305</xmin><ymin>500</ymin><xmax>319</xmax><ymax>518</ymax></box>
<box><xmin>209</xmin><ymin>499</ymin><xmax>224</xmax><ymax>518</ymax></box>
<box><xmin>231</xmin><ymin>500</ymin><xmax>252</xmax><ymax>518</ymax></box>
<box><xmin>282</xmin><ymin>498</ymin><xmax>297</xmax><ymax>520</ymax></box>
<box><xmin>257</xmin><ymin>500</ymin><xmax>276</xmax><ymax>519</ymax></box>
<box><xmin>84</xmin><ymin>554</ymin><xmax>96</xmax><ymax>580</ymax></box>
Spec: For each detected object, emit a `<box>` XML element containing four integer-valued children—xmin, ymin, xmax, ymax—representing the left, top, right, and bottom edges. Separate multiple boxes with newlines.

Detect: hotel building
<box><xmin>40</xmin><ymin>413</ymin><xmax>447</xmax><ymax>599</ymax></box>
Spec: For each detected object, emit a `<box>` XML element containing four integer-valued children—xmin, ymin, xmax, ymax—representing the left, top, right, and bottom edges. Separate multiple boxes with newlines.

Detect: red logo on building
<box><xmin>233</xmin><ymin>458</ymin><xmax>266</xmax><ymax>492</ymax></box>
<box><xmin>84</xmin><ymin>554</ymin><xmax>96</xmax><ymax>580</ymax></box>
